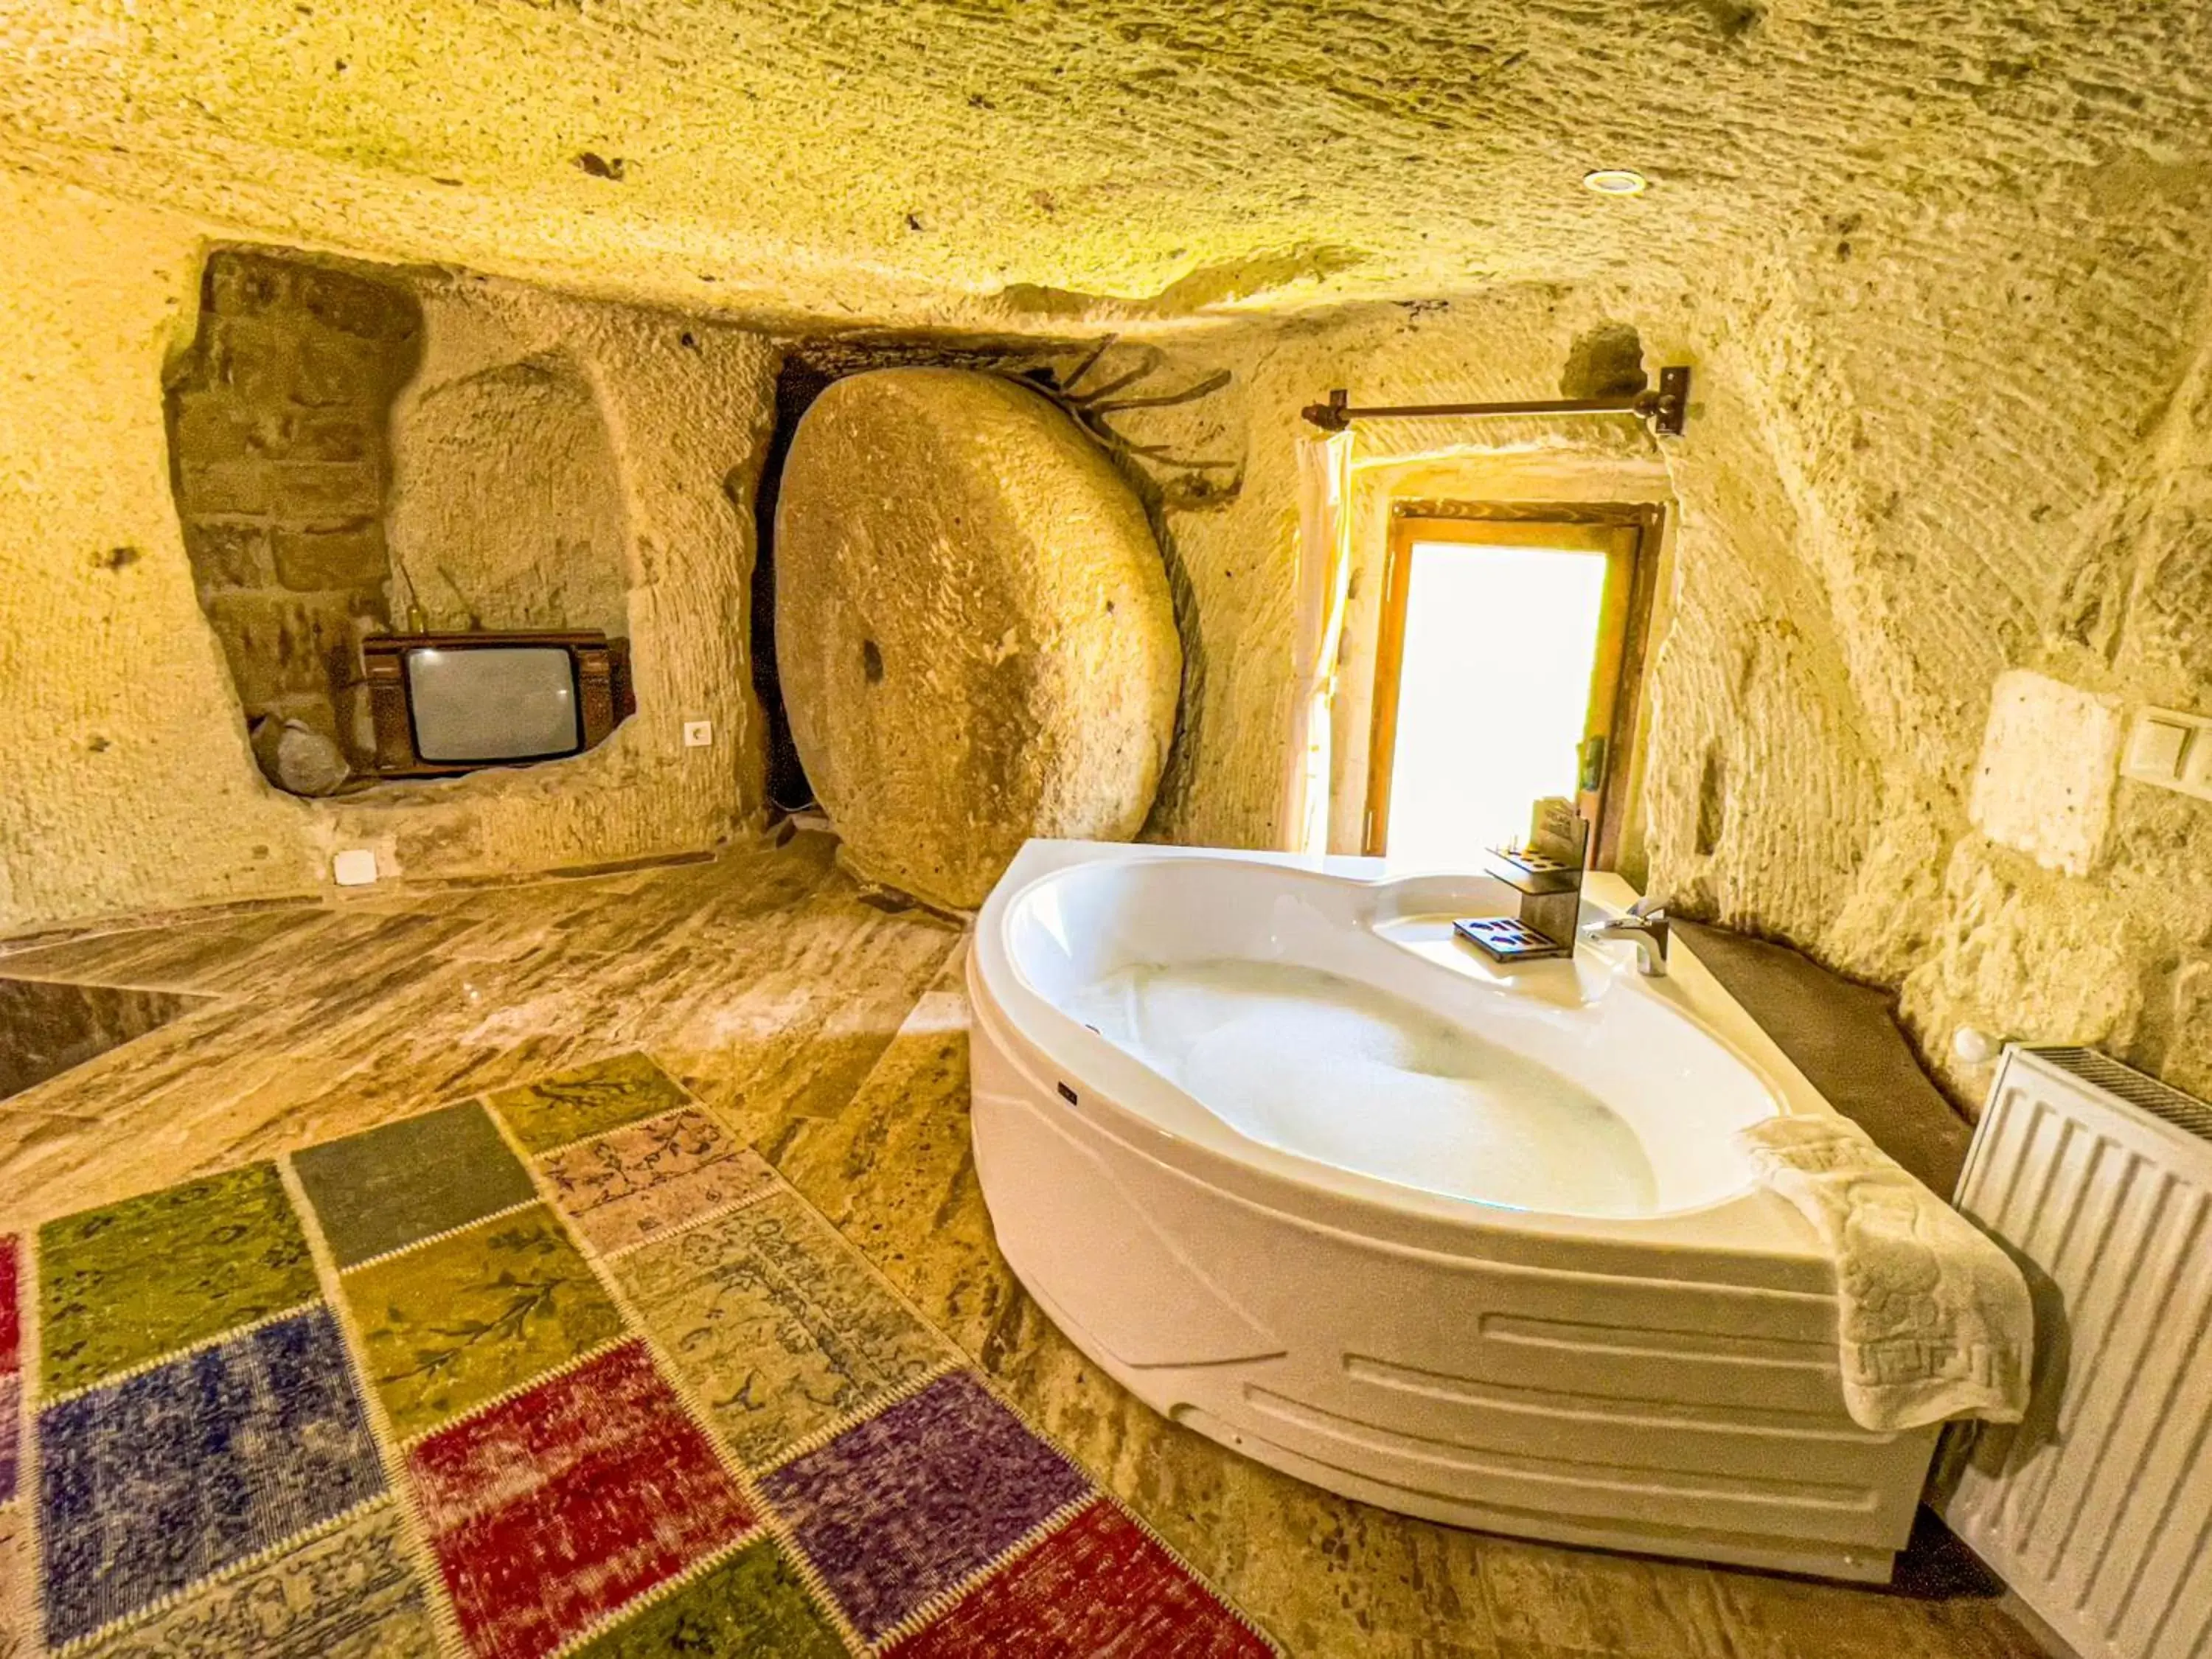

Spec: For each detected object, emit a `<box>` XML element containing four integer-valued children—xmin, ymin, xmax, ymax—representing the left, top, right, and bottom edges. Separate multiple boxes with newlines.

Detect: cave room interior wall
<box><xmin>0</xmin><ymin>0</ymin><xmax>2208</xmax><ymax>1111</ymax></box>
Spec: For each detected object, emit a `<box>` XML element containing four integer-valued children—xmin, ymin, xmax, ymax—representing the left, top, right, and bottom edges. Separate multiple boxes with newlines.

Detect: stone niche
<box><xmin>776</xmin><ymin>367</ymin><xmax>1182</xmax><ymax>909</ymax></box>
<box><xmin>165</xmin><ymin>247</ymin><xmax>639</xmax><ymax>798</ymax></box>
<box><xmin>386</xmin><ymin>353</ymin><xmax>627</xmax><ymax>636</ymax></box>
<box><xmin>164</xmin><ymin>248</ymin><xmax>423</xmax><ymax>793</ymax></box>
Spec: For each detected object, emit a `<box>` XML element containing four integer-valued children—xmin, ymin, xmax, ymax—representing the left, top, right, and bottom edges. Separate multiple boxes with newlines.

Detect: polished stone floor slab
<box><xmin>0</xmin><ymin>835</ymin><xmax>2057</xmax><ymax>1659</ymax></box>
<box><xmin>0</xmin><ymin>976</ymin><xmax>210</xmax><ymax>1104</ymax></box>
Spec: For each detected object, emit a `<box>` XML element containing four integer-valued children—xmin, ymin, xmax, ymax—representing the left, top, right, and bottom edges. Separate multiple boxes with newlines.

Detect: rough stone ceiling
<box><xmin>5</xmin><ymin>0</ymin><xmax>2208</xmax><ymax>329</ymax></box>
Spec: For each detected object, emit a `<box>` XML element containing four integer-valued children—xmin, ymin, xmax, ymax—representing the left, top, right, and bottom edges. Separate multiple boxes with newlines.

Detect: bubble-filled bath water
<box><xmin>1068</xmin><ymin>959</ymin><xmax>1658</xmax><ymax>1216</ymax></box>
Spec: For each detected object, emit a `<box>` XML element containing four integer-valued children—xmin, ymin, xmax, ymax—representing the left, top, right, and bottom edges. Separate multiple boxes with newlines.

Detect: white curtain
<box><xmin>1281</xmin><ymin>430</ymin><xmax>1356</xmax><ymax>854</ymax></box>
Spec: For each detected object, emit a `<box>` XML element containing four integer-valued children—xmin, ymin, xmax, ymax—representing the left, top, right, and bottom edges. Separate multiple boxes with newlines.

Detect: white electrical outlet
<box><xmin>332</xmin><ymin>848</ymin><xmax>379</xmax><ymax>886</ymax></box>
<box><xmin>684</xmin><ymin>720</ymin><xmax>714</xmax><ymax>748</ymax></box>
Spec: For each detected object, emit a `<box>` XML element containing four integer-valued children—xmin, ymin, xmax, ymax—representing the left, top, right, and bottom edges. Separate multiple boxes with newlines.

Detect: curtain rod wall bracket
<box><xmin>1301</xmin><ymin>366</ymin><xmax>1691</xmax><ymax>438</ymax></box>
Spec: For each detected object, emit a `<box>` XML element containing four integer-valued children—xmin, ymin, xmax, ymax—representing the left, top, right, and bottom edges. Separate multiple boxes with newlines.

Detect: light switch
<box><xmin>2127</xmin><ymin>717</ymin><xmax>2189</xmax><ymax>779</ymax></box>
<box><xmin>2184</xmin><ymin>731</ymin><xmax>2212</xmax><ymax>795</ymax></box>
<box><xmin>683</xmin><ymin>720</ymin><xmax>713</xmax><ymax>748</ymax></box>
<box><xmin>2124</xmin><ymin>706</ymin><xmax>2212</xmax><ymax>803</ymax></box>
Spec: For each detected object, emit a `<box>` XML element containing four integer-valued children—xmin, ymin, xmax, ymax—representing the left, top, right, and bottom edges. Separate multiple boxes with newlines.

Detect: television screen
<box><xmin>404</xmin><ymin>645</ymin><xmax>582</xmax><ymax>763</ymax></box>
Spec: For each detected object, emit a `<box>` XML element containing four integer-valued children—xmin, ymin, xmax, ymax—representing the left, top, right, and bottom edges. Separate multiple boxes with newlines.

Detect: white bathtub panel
<box><xmin>1327</xmin><ymin>1355</ymin><xmax>1910</xmax><ymax>1486</ymax></box>
<box><xmin>967</xmin><ymin>1068</ymin><xmax>1284</xmax><ymax>1370</ymax></box>
<box><xmin>1434</xmin><ymin>1315</ymin><xmax>1846</xmax><ymax>1419</ymax></box>
<box><xmin>974</xmin><ymin>1062</ymin><xmax>1933</xmax><ymax>1569</ymax></box>
<box><xmin>1233</xmin><ymin>1385</ymin><xmax>1907</xmax><ymax>1544</ymax></box>
<box><xmin>973</xmin><ymin>841</ymin><xmax>1944</xmax><ymax>1582</ymax></box>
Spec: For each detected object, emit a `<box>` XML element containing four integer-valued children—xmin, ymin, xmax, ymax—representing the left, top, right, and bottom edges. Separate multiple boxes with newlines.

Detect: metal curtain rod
<box><xmin>1301</xmin><ymin>366</ymin><xmax>1691</xmax><ymax>437</ymax></box>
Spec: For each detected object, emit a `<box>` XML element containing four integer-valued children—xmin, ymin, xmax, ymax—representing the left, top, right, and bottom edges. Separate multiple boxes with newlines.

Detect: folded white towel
<box><xmin>1737</xmin><ymin>1114</ymin><xmax>2033</xmax><ymax>1433</ymax></box>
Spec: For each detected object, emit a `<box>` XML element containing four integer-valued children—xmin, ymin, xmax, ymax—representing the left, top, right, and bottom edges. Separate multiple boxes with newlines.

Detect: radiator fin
<box><xmin>1942</xmin><ymin>1047</ymin><xmax>2212</xmax><ymax>1659</ymax></box>
<box><xmin>2034</xmin><ymin>1047</ymin><xmax>2212</xmax><ymax>1142</ymax></box>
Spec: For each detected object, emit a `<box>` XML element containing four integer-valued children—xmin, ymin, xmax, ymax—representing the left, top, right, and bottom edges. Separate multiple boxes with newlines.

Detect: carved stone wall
<box><xmin>387</xmin><ymin>352</ymin><xmax>627</xmax><ymax>636</ymax></box>
<box><xmin>164</xmin><ymin>250</ymin><xmax>422</xmax><ymax>783</ymax></box>
<box><xmin>0</xmin><ymin>176</ymin><xmax>775</xmax><ymax>931</ymax></box>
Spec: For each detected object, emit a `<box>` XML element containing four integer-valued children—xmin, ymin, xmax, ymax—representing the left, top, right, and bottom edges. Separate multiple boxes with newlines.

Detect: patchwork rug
<box><xmin>0</xmin><ymin>1054</ymin><xmax>1277</xmax><ymax>1658</ymax></box>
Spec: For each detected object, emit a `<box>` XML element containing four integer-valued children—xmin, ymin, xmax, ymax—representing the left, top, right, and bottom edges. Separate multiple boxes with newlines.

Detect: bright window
<box><xmin>1380</xmin><ymin>539</ymin><xmax>1610</xmax><ymax>870</ymax></box>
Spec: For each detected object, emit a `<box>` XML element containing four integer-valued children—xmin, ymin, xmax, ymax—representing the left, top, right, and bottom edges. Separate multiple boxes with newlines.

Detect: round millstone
<box><xmin>774</xmin><ymin>367</ymin><xmax>1181</xmax><ymax>908</ymax></box>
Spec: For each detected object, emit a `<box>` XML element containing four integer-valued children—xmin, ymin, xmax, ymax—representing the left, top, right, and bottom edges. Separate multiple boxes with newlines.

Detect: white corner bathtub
<box><xmin>967</xmin><ymin>841</ymin><xmax>1938</xmax><ymax>1582</ymax></box>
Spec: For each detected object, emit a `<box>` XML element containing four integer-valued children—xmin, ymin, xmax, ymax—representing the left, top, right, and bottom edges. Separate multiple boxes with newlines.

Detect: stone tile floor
<box><xmin>0</xmin><ymin>832</ymin><xmax>2059</xmax><ymax>1658</ymax></box>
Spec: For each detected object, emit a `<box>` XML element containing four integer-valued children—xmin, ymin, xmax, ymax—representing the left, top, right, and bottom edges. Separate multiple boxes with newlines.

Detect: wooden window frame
<box><xmin>1362</xmin><ymin>501</ymin><xmax>1664</xmax><ymax>870</ymax></box>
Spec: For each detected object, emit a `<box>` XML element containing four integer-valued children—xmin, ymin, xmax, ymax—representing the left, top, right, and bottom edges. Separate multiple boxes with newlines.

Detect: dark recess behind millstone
<box><xmin>751</xmin><ymin>356</ymin><xmax>836</xmax><ymax>813</ymax></box>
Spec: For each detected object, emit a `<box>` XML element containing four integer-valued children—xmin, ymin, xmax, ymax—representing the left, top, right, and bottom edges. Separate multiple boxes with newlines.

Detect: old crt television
<box><xmin>362</xmin><ymin>632</ymin><xmax>634</xmax><ymax>776</ymax></box>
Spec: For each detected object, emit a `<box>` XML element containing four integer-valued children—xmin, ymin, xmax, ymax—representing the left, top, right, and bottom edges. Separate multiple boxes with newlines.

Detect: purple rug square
<box><xmin>759</xmin><ymin>1371</ymin><xmax>1089</xmax><ymax>1641</ymax></box>
<box><xmin>0</xmin><ymin>1371</ymin><xmax>16</xmax><ymax>1503</ymax></box>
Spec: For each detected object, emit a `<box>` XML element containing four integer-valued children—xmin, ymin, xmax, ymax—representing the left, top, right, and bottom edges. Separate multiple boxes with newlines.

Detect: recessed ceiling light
<box><xmin>1583</xmin><ymin>169</ymin><xmax>1649</xmax><ymax>197</ymax></box>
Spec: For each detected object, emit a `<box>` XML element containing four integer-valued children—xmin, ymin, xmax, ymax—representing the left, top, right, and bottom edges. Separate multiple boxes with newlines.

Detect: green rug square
<box><xmin>341</xmin><ymin>1203</ymin><xmax>625</xmax><ymax>1440</ymax></box>
<box><xmin>611</xmin><ymin>1189</ymin><xmax>952</xmax><ymax>1470</ymax></box>
<box><xmin>39</xmin><ymin>1162</ymin><xmax>318</xmax><ymax>1395</ymax></box>
<box><xmin>572</xmin><ymin>1540</ymin><xmax>846</xmax><ymax>1658</ymax></box>
<box><xmin>488</xmin><ymin>1053</ymin><xmax>691</xmax><ymax>1155</ymax></box>
<box><xmin>293</xmin><ymin>1102</ymin><xmax>537</xmax><ymax>1268</ymax></box>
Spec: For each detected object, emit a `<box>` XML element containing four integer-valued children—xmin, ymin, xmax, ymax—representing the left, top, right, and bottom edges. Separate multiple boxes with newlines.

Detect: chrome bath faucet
<box><xmin>1582</xmin><ymin>901</ymin><xmax>1670</xmax><ymax>977</ymax></box>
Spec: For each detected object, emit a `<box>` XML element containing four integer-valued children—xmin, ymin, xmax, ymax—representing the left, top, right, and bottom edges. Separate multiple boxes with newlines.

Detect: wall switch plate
<box><xmin>2121</xmin><ymin>706</ymin><xmax>2212</xmax><ymax>803</ymax></box>
<box><xmin>332</xmin><ymin>848</ymin><xmax>379</xmax><ymax>886</ymax></box>
<box><xmin>2127</xmin><ymin>717</ymin><xmax>2189</xmax><ymax>777</ymax></box>
<box><xmin>683</xmin><ymin>720</ymin><xmax>713</xmax><ymax>748</ymax></box>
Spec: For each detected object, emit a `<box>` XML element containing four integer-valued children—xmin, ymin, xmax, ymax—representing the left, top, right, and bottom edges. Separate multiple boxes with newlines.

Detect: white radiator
<box><xmin>1941</xmin><ymin>1046</ymin><xmax>2212</xmax><ymax>1659</ymax></box>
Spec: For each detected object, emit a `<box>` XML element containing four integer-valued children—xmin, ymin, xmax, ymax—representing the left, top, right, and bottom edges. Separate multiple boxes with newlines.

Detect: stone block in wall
<box><xmin>295</xmin><ymin>333</ymin><xmax>399</xmax><ymax>407</ymax></box>
<box><xmin>175</xmin><ymin>398</ymin><xmax>377</xmax><ymax>467</ymax></box>
<box><xmin>182</xmin><ymin>459</ymin><xmax>275</xmax><ymax>517</ymax></box>
<box><xmin>1968</xmin><ymin>668</ymin><xmax>2122</xmax><ymax>877</ymax></box>
<box><xmin>289</xmin><ymin>413</ymin><xmax>374</xmax><ymax>463</ymax></box>
<box><xmin>273</xmin><ymin>520</ymin><xmax>386</xmax><ymax>593</ymax></box>
<box><xmin>170</xmin><ymin>395</ymin><xmax>285</xmax><ymax>465</ymax></box>
<box><xmin>198</xmin><ymin>316</ymin><xmax>296</xmax><ymax>406</ymax></box>
<box><xmin>206</xmin><ymin>253</ymin><xmax>294</xmax><ymax>319</ymax></box>
<box><xmin>297</xmin><ymin>265</ymin><xmax>420</xmax><ymax>343</ymax></box>
<box><xmin>276</xmin><ymin>459</ymin><xmax>383</xmax><ymax>517</ymax></box>
<box><xmin>184</xmin><ymin>523</ymin><xmax>274</xmax><ymax>592</ymax></box>
<box><xmin>201</xmin><ymin>592</ymin><xmax>367</xmax><ymax>709</ymax></box>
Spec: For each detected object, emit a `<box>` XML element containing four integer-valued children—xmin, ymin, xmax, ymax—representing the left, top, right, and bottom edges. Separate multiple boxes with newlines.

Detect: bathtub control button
<box><xmin>1056</xmin><ymin>1081</ymin><xmax>1079</xmax><ymax>1106</ymax></box>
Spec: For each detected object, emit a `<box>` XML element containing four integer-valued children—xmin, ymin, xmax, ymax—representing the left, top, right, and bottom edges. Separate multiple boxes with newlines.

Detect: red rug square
<box><xmin>2</xmin><ymin>1234</ymin><xmax>18</xmax><ymax>1502</ymax></box>
<box><xmin>1</xmin><ymin>1233</ymin><xmax>18</xmax><ymax>1375</ymax></box>
<box><xmin>408</xmin><ymin>1339</ymin><xmax>757</xmax><ymax>1659</ymax></box>
<box><xmin>885</xmin><ymin>1495</ymin><xmax>1277</xmax><ymax>1658</ymax></box>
